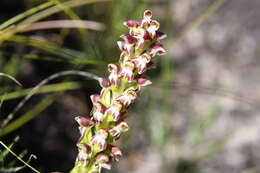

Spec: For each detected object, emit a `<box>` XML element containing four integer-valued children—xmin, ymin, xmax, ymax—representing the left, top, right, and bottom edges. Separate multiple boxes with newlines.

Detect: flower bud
<box><xmin>75</xmin><ymin>116</ymin><xmax>94</xmax><ymax>127</ymax></box>
<box><xmin>136</xmin><ymin>76</ymin><xmax>152</xmax><ymax>87</ymax></box>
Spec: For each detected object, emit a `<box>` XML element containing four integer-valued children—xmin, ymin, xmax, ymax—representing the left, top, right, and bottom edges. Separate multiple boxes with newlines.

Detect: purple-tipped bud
<box><xmin>110</xmin><ymin>146</ymin><xmax>122</xmax><ymax>162</ymax></box>
<box><xmin>116</xmin><ymin>90</ymin><xmax>137</xmax><ymax>107</ymax></box>
<box><xmin>91</xmin><ymin>129</ymin><xmax>108</xmax><ymax>151</ymax></box>
<box><xmin>123</xmin><ymin>20</ymin><xmax>140</xmax><ymax>28</ymax></box>
<box><xmin>75</xmin><ymin>116</ymin><xmax>94</xmax><ymax>127</ymax></box>
<box><xmin>149</xmin><ymin>42</ymin><xmax>166</xmax><ymax>57</ymax></box>
<box><xmin>136</xmin><ymin>77</ymin><xmax>152</xmax><ymax>86</ymax></box>
<box><xmin>105</xmin><ymin>101</ymin><xmax>123</xmax><ymax>121</ymax></box>
<box><xmin>108</xmin><ymin>64</ymin><xmax>120</xmax><ymax>85</ymax></box>
<box><xmin>119</xmin><ymin>61</ymin><xmax>135</xmax><ymax>81</ymax></box>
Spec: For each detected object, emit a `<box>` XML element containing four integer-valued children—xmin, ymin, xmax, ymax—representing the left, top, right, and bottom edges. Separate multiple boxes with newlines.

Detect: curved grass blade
<box><xmin>0</xmin><ymin>73</ymin><xmax>22</xmax><ymax>87</ymax></box>
<box><xmin>1</xmin><ymin>70</ymin><xmax>100</xmax><ymax>128</ymax></box>
<box><xmin>18</xmin><ymin>20</ymin><xmax>105</xmax><ymax>32</ymax></box>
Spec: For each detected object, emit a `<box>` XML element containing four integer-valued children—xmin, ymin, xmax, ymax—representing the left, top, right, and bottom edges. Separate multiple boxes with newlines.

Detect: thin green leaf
<box><xmin>0</xmin><ymin>73</ymin><xmax>22</xmax><ymax>87</ymax></box>
<box><xmin>0</xmin><ymin>81</ymin><xmax>82</xmax><ymax>101</ymax></box>
<box><xmin>8</xmin><ymin>35</ymin><xmax>103</xmax><ymax>65</ymax></box>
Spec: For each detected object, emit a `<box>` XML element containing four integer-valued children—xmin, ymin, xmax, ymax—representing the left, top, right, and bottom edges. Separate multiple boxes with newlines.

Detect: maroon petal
<box><xmin>120</xmin><ymin>34</ymin><xmax>137</xmax><ymax>44</ymax></box>
<box><xmin>156</xmin><ymin>31</ymin><xmax>167</xmax><ymax>40</ymax></box>
<box><xmin>123</xmin><ymin>20</ymin><xmax>140</xmax><ymax>28</ymax></box>
<box><xmin>149</xmin><ymin>42</ymin><xmax>166</xmax><ymax>57</ymax></box>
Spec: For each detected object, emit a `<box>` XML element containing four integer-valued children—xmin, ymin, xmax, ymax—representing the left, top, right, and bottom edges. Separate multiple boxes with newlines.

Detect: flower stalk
<box><xmin>70</xmin><ymin>10</ymin><xmax>166</xmax><ymax>173</ymax></box>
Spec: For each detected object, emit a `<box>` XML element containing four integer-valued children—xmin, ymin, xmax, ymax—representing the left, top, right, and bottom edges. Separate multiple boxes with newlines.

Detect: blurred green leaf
<box><xmin>0</xmin><ymin>81</ymin><xmax>82</xmax><ymax>101</ymax></box>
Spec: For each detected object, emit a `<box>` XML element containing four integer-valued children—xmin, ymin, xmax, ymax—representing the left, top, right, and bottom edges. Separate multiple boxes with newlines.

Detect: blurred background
<box><xmin>0</xmin><ymin>0</ymin><xmax>260</xmax><ymax>173</ymax></box>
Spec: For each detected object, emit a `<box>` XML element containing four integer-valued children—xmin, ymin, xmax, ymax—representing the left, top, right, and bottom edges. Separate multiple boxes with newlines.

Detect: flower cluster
<box><xmin>71</xmin><ymin>10</ymin><xmax>166</xmax><ymax>173</ymax></box>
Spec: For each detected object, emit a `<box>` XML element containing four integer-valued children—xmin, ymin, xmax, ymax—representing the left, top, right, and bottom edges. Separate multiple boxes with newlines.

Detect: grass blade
<box><xmin>0</xmin><ymin>73</ymin><xmax>22</xmax><ymax>87</ymax></box>
<box><xmin>0</xmin><ymin>81</ymin><xmax>82</xmax><ymax>101</ymax></box>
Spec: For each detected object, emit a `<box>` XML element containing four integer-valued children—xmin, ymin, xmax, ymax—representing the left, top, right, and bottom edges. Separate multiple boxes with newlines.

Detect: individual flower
<box><xmin>92</xmin><ymin>102</ymin><xmax>106</xmax><ymax>123</ymax></box>
<box><xmin>109</xmin><ymin>121</ymin><xmax>129</xmax><ymax>139</ymax></box>
<box><xmin>76</xmin><ymin>150</ymin><xmax>89</xmax><ymax>166</ymax></box>
<box><xmin>146</xmin><ymin>20</ymin><xmax>160</xmax><ymax>38</ymax></box>
<box><xmin>141</xmin><ymin>10</ymin><xmax>153</xmax><ymax>27</ymax></box>
<box><xmin>119</xmin><ymin>61</ymin><xmax>135</xmax><ymax>81</ymax></box>
<box><xmin>95</xmin><ymin>154</ymin><xmax>111</xmax><ymax>170</ymax></box>
<box><xmin>105</xmin><ymin>100</ymin><xmax>123</xmax><ymax>121</ymax></box>
<box><xmin>116</xmin><ymin>90</ymin><xmax>137</xmax><ymax>107</ymax></box>
<box><xmin>91</xmin><ymin>129</ymin><xmax>108</xmax><ymax>151</ymax></box>
<box><xmin>131</xmin><ymin>53</ymin><xmax>152</xmax><ymax>74</ymax></box>
<box><xmin>108</xmin><ymin>64</ymin><xmax>120</xmax><ymax>85</ymax></box>
<box><xmin>117</xmin><ymin>40</ymin><xmax>134</xmax><ymax>55</ymax></box>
